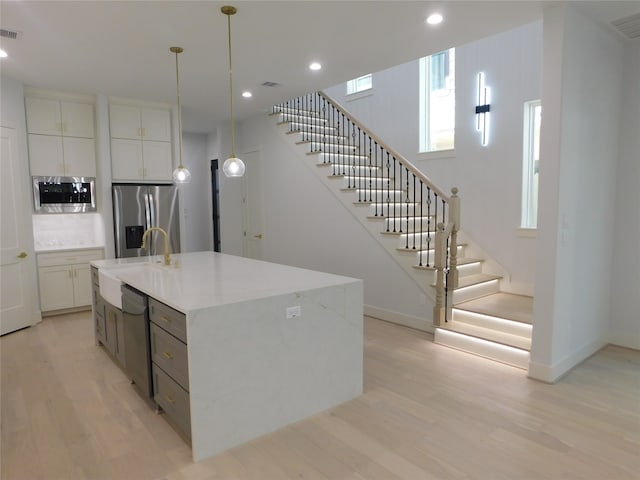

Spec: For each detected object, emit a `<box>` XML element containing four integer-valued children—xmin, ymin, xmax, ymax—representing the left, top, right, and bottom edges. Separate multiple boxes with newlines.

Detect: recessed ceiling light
<box><xmin>0</xmin><ymin>49</ymin><xmax>7</xmax><ymax>58</ymax></box>
<box><xmin>309</xmin><ymin>62</ymin><xmax>322</xmax><ymax>71</ymax></box>
<box><xmin>242</xmin><ymin>91</ymin><xmax>252</xmax><ymax>98</ymax></box>
<box><xmin>426</xmin><ymin>13</ymin><xmax>443</xmax><ymax>25</ymax></box>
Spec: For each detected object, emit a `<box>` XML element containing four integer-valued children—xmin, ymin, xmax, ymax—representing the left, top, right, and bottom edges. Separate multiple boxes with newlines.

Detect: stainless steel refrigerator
<box><xmin>112</xmin><ymin>184</ymin><xmax>181</xmax><ymax>259</ymax></box>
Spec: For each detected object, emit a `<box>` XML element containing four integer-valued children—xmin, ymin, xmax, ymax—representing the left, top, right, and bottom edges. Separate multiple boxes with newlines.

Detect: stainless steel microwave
<box><xmin>33</xmin><ymin>176</ymin><xmax>96</xmax><ymax>213</ymax></box>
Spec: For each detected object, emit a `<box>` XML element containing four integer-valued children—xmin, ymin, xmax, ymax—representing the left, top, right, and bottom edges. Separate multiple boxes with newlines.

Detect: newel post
<box><xmin>433</xmin><ymin>222</ymin><xmax>447</xmax><ymax>327</ymax></box>
<box><xmin>449</xmin><ymin>187</ymin><xmax>460</xmax><ymax>289</ymax></box>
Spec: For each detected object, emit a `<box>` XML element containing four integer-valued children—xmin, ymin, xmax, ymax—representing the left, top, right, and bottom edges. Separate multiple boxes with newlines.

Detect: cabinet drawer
<box><xmin>150</xmin><ymin>323</ymin><xmax>188</xmax><ymax>391</ymax></box>
<box><xmin>38</xmin><ymin>249</ymin><xmax>104</xmax><ymax>267</ymax></box>
<box><xmin>149</xmin><ymin>298</ymin><xmax>186</xmax><ymax>343</ymax></box>
<box><xmin>153</xmin><ymin>364</ymin><xmax>191</xmax><ymax>440</ymax></box>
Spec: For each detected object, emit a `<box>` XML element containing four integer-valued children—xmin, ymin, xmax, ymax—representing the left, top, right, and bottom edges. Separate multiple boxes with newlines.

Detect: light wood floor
<box><xmin>2</xmin><ymin>311</ymin><xmax>639</xmax><ymax>480</ymax></box>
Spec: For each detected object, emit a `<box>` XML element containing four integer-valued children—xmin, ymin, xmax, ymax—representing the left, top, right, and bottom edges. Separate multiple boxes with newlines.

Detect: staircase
<box><xmin>271</xmin><ymin>93</ymin><xmax>533</xmax><ymax>370</ymax></box>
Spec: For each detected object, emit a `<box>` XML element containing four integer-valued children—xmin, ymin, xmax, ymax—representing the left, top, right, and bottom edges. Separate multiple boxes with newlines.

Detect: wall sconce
<box><xmin>475</xmin><ymin>72</ymin><xmax>491</xmax><ymax>146</ymax></box>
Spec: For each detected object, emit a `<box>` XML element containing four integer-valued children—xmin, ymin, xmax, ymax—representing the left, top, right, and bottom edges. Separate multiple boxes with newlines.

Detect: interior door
<box><xmin>241</xmin><ymin>149</ymin><xmax>264</xmax><ymax>260</ymax></box>
<box><xmin>1</xmin><ymin>126</ymin><xmax>38</xmax><ymax>335</ymax></box>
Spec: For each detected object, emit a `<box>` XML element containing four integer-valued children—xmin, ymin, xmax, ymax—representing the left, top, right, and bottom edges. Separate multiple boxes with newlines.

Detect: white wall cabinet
<box><xmin>25</xmin><ymin>97</ymin><xmax>97</xmax><ymax>177</ymax></box>
<box><xmin>26</xmin><ymin>97</ymin><xmax>95</xmax><ymax>138</ymax></box>
<box><xmin>37</xmin><ymin>249</ymin><xmax>104</xmax><ymax>312</ymax></box>
<box><xmin>109</xmin><ymin>103</ymin><xmax>173</xmax><ymax>182</ymax></box>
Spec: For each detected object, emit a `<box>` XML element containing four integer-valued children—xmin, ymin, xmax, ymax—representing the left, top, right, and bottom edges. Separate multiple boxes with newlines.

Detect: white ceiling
<box><xmin>1</xmin><ymin>1</ymin><xmax>637</xmax><ymax>133</ymax></box>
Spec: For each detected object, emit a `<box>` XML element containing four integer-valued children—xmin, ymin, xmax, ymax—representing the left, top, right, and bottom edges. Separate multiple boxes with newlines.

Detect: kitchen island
<box><xmin>91</xmin><ymin>251</ymin><xmax>363</xmax><ymax>462</ymax></box>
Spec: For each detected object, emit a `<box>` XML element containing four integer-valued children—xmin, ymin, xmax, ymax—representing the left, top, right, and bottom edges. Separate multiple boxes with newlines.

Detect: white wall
<box><xmin>609</xmin><ymin>42</ymin><xmax>640</xmax><ymax>349</ymax></box>
<box><xmin>530</xmin><ymin>5</ymin><xmax>624</xmax><ymax>382</ymax></box>
<box><xmin>238</xmin><ymin>116</ymin><xmax>431</xmax><ymax>325</ymax></box>
<box><xmin>325</xmin><ymin>21</ymin><xmax>543</xmax><ymax>295</ymax></box>
<box><xmin>207</xmin><ymin>125</ymin><xmax>244</xmax><ymax>256</ymax></box>
<box><xmin>181</xmin><ymin>132</ymin><xmax>211</xmax><ymax>252</ymax></box>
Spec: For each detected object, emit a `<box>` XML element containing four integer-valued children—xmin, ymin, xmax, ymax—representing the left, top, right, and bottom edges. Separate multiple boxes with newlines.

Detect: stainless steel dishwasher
<box><xmin>121</xmin><ymin>284</ymin><xmax>153</xmax><ymax>400</ymax></box>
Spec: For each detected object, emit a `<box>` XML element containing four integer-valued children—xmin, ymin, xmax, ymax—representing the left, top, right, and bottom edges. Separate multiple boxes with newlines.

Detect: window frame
<box><xmin>346</xmin><ymin>74</ymin><xmax>373</xmax><ymax>96</ymax></box>
<box><xmin>521</xmin><ymin>99</ymin><xmax>542</xmax><ymax>229</ymax></box>
<box><xmin>419</xmin><ymin>48</ymin><xmax>456</xmax><ymax>154</ymax></box>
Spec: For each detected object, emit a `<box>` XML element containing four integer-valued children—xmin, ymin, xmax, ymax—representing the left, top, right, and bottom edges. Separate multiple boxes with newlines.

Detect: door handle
<box><xmin>17</xmin><ymin>251</ymin><xmax>28</xmax><ymax>259</ymax></box>
<box><xmin>253</xmin><ymin>234</ymin><xmax>263</xmax><ymax>239</ymax></box>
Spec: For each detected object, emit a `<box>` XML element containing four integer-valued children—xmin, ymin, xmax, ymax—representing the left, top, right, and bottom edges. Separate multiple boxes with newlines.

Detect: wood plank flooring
<box><xmin>2</xmin><ymin>311</ymin><xmax>639</xmax><ymax>479</ymax></box>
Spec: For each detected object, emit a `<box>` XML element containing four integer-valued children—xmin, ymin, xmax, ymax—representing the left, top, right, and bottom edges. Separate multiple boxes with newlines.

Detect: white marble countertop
<box><xmin>92</xmin><ymin>251</ymin><xmax>360</xmax><ymax>314</ymax></box>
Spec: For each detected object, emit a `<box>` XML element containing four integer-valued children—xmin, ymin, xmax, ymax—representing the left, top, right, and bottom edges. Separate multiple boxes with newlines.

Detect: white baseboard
<box><xmin>364</xmin><ymin>305</ymin><xmax>433</xmax><ymax>333</ymax></box>
<box><xmin>607</xmin><ymin>333</ymin><xmax>640</xmax><ymax>351</ymax></box>
<box><xmin>527</xmin><ymin>337</ymin><xmax>608</xmax><ymax>383</ymax></box>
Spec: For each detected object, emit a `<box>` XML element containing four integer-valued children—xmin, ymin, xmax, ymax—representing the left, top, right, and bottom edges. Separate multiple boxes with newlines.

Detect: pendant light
<box><xmin>170</xmin><ymin>46</ymin><xmax>191</xmax><ymax>183</ymax></box>
<box><xmin>221</xmin><ymin>5</ymin><xmax>246</xmax><ymax>178</ymax></box>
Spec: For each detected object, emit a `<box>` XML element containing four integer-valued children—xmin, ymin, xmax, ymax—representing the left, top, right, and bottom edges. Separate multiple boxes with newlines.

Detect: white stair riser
<box><xmin>434</xmin><ymin>328</ymin><xmax>530</xmax><ymax>369</ymax></box>
<box><xmin>443</xmin><ymin>321</ymin><xmax>531</xmax><ymax>350</ymax></box>
<box><xmin>417</xmin><ymin>244</ymin><xmax>465</xmax><ymax>265</ymax></box>
<box><xmin>452</xmin><ymin>309</ymin><xmax>532</xmax><ymax>339</ymax></box>
<box><xmin>453</xmin><ymin>278</ymin><xmax>500</xmax><ymax>304</ymax></box>
<box><xmin>295</xmin><ymin>133</ymin><xmax>349</xmax><ymax>144</ymax></box>
<box><xmin>353</xmin><ymin>190</ymin><xmax>404</xmax><ymax>202</ymax></box>
<box><xmin>457</xmin><ymin>261</ymin><xmax>483</xmax><ymax>277</ymax></box>
<box><xmin>273</xmin><ymin>106</ymin><xmax>320</xmax><ymax>117</ymax></box>
<box><xmin>325</xmin><ymin>165</ymin><xmax>382</xmax><ymax>175</ymax></box>
<box><xmin>289</xmin><ymin>123</ymin><xmax>337</xmax><ymax>134</ymax></box>
<box><xmin>397</xmin><ymin>231</ymin><xmax>435</xmax><ymax>249</ymax></box>
<box><xmin>278</xmin><ymin>113</ymin><xmax>327</xmax><ymax>124</ymax></box>
<box><xmin>311</xmin><ymin>144</ymin><xmax>359</xmax><ymax>154</ymax></box>
<box><xmin>368</xmin><ymin>203</ymin><xmax>420</xmax><ymax>216</ymax></box>
<box><xmin>341</xmin><ymin>177</ymin><xmax>395</xmax><ymax>189</ymax></box>
<box><xmin>384</xmin><ymin>216</ymin><xmax>434</xmax><ymax>232</ymax></box>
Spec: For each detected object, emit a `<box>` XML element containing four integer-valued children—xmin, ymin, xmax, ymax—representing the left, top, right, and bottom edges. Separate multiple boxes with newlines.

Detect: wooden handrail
<box><xmin>319</xmin><ymin>91</ymin><xmax>450</xmax><ymax>202</ymax></box>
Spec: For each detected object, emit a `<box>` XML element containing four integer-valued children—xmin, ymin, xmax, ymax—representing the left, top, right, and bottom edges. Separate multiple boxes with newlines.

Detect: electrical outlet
<box><xmin>286</xmin><ymin>306</ymin><xmax>301</xmax><ymax>319</ymax></box>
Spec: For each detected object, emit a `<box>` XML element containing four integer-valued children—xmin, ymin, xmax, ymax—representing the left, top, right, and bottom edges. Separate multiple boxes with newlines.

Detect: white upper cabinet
<box><xmin>110</xmin><ymin>104</ymin><xmax>171</xmax><ymax>142</ymax></box>
<box><xmin>109</xmin><ymin>103</ymin><xmax>173</xmax><ymax>182</ymax></box>
<box><xmin>26</xmin><ymin>97</ymin><xmax>95</xmax><ymax>138</ymax></box>
<box><xmin>25</xmin><ymin>95</ymin><xmax>96</xmax><ymax>177</ymax></box>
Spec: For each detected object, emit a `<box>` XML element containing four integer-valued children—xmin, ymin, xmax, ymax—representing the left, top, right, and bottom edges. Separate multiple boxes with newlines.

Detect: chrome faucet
<box><xmin>141</xmin><ymin>227</ymin><xmax>171</xmax><ymax>265</ymax></box>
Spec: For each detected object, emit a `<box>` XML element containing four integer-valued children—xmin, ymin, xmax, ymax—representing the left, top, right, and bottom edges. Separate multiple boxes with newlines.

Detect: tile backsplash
<box><xmin>33</xmin><ymin>213</ymin><xmax>105</xmax><ymax>251</ymax></box>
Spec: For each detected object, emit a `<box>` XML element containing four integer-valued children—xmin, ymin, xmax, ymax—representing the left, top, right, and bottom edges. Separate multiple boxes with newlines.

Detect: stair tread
<box><xmin>455</xmin><ymin>292</ymin><xmax>533</xmax><ymax>324</ymax></box>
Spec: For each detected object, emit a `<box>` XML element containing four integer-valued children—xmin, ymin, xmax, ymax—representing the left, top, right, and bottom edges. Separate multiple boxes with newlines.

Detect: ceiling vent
<box><xmin>261</xmin><ymin>81</ymin><xmax>281</xmax><ymax>88</ymax></box>
<box><xmin>611</xmin><ymin>12</ymin><xmax>640</xmax><ymax>40</ymax></box>
<box><xmin>0</xmin><ymin>28</ymin><xmax>23</xmax><ymax>40</ymax></box>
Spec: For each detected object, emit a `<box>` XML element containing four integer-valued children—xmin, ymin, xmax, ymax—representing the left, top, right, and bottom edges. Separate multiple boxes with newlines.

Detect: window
<box><xmin>521</xmin><ymin>100</ymin><xmax>541</xmax><ymax>228</ymax></box>
<box><xmin>419</xmin><ymin>48</ymin><xmax>455</xmax><ymax>153</ymax></box>
<box><xmin>346</xmin><ymin>74</ymin><xmax>372</xmax><ymax>95</ymax></box>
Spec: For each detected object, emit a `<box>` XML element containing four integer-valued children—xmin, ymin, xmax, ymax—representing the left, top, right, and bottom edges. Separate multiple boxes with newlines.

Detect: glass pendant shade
<box><xmin>223</xmin><ymin>157</ymin><xmax>246</xmax><ymax>177</ymax></box>
<box><xmin>173</xmin><ymin>166</ymin><xmax>191</xmax><ymax>183</ymax></box>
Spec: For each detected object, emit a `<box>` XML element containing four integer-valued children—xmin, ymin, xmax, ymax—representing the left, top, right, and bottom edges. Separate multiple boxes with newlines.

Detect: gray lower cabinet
<box><xmin>105</xmin><ymin>302</ymin><xmax>125</xmax><ymax>366</ymax></box>
<box><xmin>149</xmin><ymin>298</ymin><xmax>191</xmax><ymax>440</ymax></box>
<box><xmin>91</xmin><ymin>267</ymin><xmax>107</xmax><ymax>345</ymax></box>
<box><xmin>91</xmin><ymin>266</ymin><xmax>125</xmax><ymax>367</ymax></box>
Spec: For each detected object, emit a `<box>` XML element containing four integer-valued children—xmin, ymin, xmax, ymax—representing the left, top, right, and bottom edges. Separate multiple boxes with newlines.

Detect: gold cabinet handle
<box><xmin>165</xmin><ymin>394</ymin><xmax>176</xmax><ymax>404</ymax></box>
<box><xmin>17</xmin><ymin>252</ymin><xmax>27</xmax><ymax>259</ymax></box>
<box><xmin>160</xmin><ymin>315</ymin><xmax>172</xmax><ymax>323</ymax></box>
<box><xmin>254</xmin><ymin>234</ymin><xmax>263</xmax><ymax>239</ymax></box>
<box><xmin>162</xmin><ymin>351</ymin><xmax>173</xmax><ymax>360</ymax></box>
